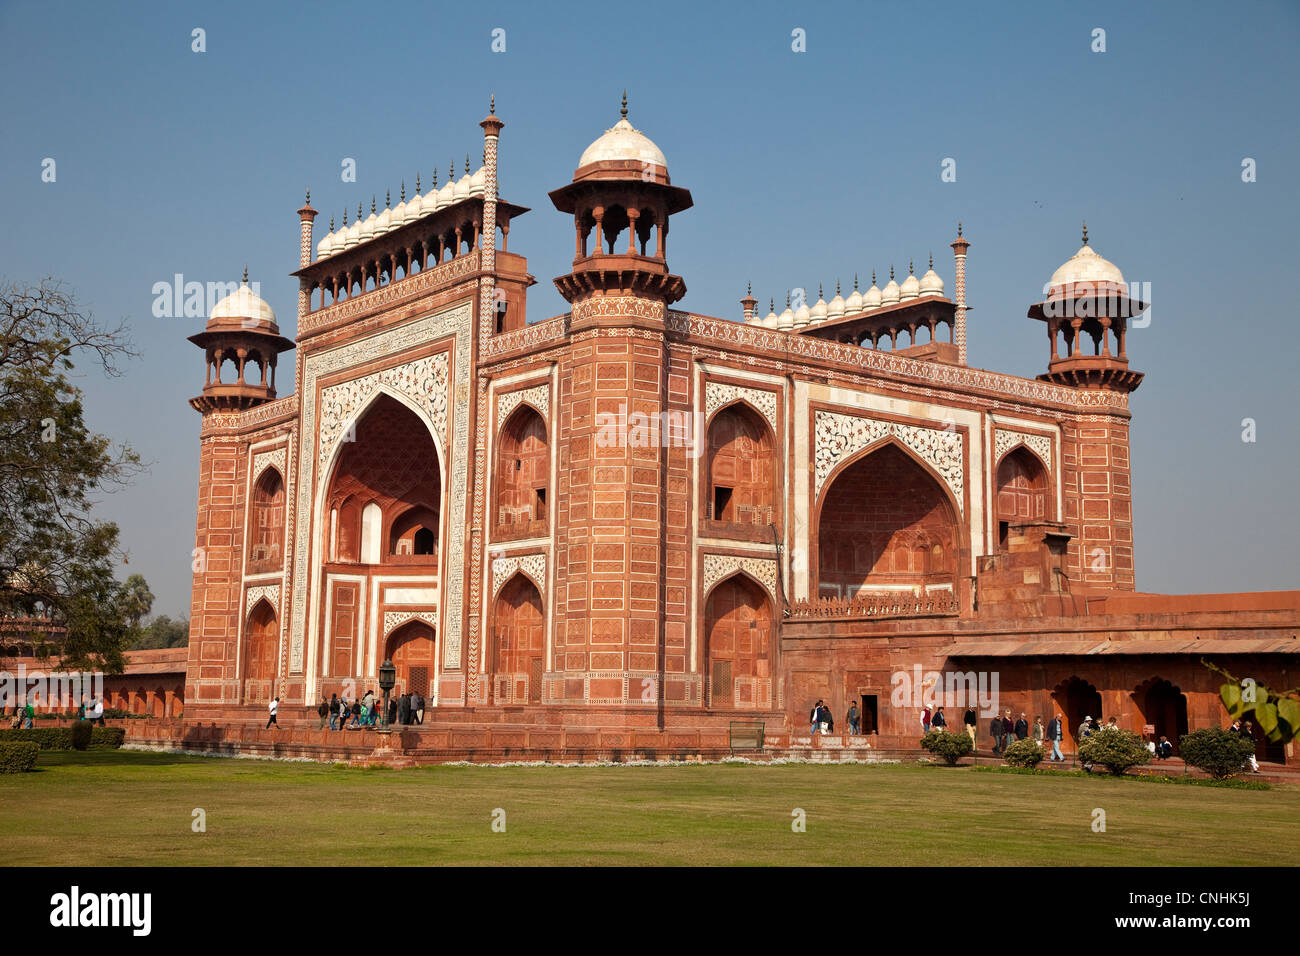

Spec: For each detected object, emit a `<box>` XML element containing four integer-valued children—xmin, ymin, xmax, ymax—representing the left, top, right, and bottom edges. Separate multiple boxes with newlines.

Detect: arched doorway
<box><xmin>492</xmin><ymin>574</ymin><xmax>545</xmax><ymax>704</ymax></box>
<box><xmin>816</xmin><ymin>442</ymin><xmax>958</xmax><ymax>598</ymax></box>
<box><xmin>1132</xmin><ymin>677</ymin><xmax>1189</xmax><ymax>754</ymax></box>
<box><xmin>244</xmin><ymin>599</ymin><xmax>279</xmax><ymax>702</ymax></box>
<box><xmin>706</xmin><ymin>404</ymin><xmax>776</xmax><ymax>526</ymax></box>
<box><xmin>996</xmin><ymin>447</ymin><xmax>1049</xmax><ymax>550</ymax></box>
<box><xmin>494</xmin><ymin>405</ymin><xmax>549</xmax><ymax>535</ymax></box>
<box><xmin>1052</xmin><ymin>676</ymin><xmax>1103</xmax><ymax>753</ymax></box>
<box><xmin>384</xmin><ymin>620</ymin><xmax>436</xmax><ymax>697</ymax></box>
<box><xmin>704</xmin><ymin>575</ymin><xmax>773</xmax><ymax>709</ymax></box>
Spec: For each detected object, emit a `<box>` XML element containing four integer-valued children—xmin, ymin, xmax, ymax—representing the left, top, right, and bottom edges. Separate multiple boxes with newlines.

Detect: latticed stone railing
<box><xmin>788</xmin><ymin>592</ymin><xmax>960</xmax><ymax>620</ymax></box>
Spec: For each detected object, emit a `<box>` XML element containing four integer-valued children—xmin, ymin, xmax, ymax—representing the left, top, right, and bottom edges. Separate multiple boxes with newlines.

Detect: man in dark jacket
<box><xmin>990</xmin><ymin>713</ymin><xmax>1004</xmax><ymax>754</ymax></box>
<box><xmin>1046</xmin><ymin>714</ymin><xmax>1064</xmax><ymax>761</ymax></box>
<box><xmin>932</xmin><ymin>706</ymin><xmax>947</xmax><ymax>730</ymax></box>
<box><xmin>963</xmin><ymin>706</ymin><xmax>977</xmax><ymax>750</ymax></box>
<box><xmin>1014</xmin><ymin>713</ymin><xmax>1029</xmax><ymax>740</ymax></box>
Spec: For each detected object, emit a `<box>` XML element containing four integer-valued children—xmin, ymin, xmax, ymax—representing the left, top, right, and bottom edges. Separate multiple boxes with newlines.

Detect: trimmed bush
<box><xmin>0</xmin><ymin>741</ymin><xmax>39</xmax><ymax>773</ymax></box>
<box><xmin>90</xmin><ymin>727</ymin><xmax>126</xmax><ymax>749</ymax></box>
<box><xmin>0</xmin><ymin>727</ymin><xmax>74</xmax><ymax>750</ymax></box>
<box><xmin>920</xmin><ymin>728</ymin><xmax>973</xmax><ymax>766</ymax></box>
<box><xmin>1179</xmin><ymin>728</ymin><xmax>1258</xmax><ymax>780</ymax></box>
<box><xmin>1078</xmin><ymin>727</ymin><xmax>1152</xmax><ymax>776</ymax></box>
<box><xmin>1003</xmin><ymin>738</ymin><xmax>1045</xmax><ymax>768</ymax></box>
<box><xmin>71</xmin><ymin>720</ymin><xmax>93</xmax><ymax>751</ymax></box>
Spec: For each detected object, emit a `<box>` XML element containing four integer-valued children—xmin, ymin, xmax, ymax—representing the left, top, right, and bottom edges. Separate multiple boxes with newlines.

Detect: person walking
<box><xmin>1156</xmin><ymin>736</ymin><xmax>1173</xmax><ymax>760</ymax></box>
<box><xmin>328</xmin><ymin>693</ymin><xmax>341</xmax><ymax>731</ymax></box>
<box><xmin>1014</xmin><ymin>712</ymin><xmax>1029</xmax><ymax>741</ymax></box>
<box><xmin>413</xmin><ymin>690</ymin><xmax>425</xmax><ymax>725</ymax></box>
<box><xmin>1032</xmin><ymin>714</ymin><xmax>1044</xmax><ymax>750</ymax></box>
<box><xmin>266</xmin><ymin>696</ymin><xmax>280</xmax><ymax>730</ymax></box>
<box><xmin>990</xmin><ymin>712</ymin><xmax>1004</xmax><ymax>755</ymax></box>
<box><xmin>350</xmin><ymin>698</ymin><xmax>362</xmax><ymax>729</ymax></box>
<box><xmin>963</xmin><ymin>705</ymin><xmax>977</xmax><ymax>750</ymax></box>
<box><xmin>76</xmin><ymin>697</ymin><xmax>87</xmax><ymax>721</ymax></box>
<box><xmin>385</xmin><ymin>695</ymin><xmax>397</xmax><ymax>727</ymax></box>
<box><xmin>397</xmin><ymin>692</ymin><xmax>411</xmax><ymax>727</ymax></box>
<box><xmin>316</xmin><ymin>698</ymin><xmax>329</xmax><ymax>730</ymax></box>
<box><xmin>809</xmin><ymin>700</ymin><xmax>822</xmax><ymax>736</ymax></box>
<box><xmin>90</xmin><ymin>697</ymin><xmax>105</xmax><ymax>726</ymax></box>
<box><xmin>21</xmin><ymin>695</ymin><xmax>36</xmax><ymax>729</ymax></box>
<box><xmin>1046</xmin><ymin>713</ymin><xmax>1064</xmax><ymax>761</ymax></box>
<box><xmin>847</xmin><ymin>700</ymin><xmax>860</xmax><ymax>736</ymax></box>
<box><xmin>1239</xmin><ymin>720</ymin><xmax>1261</xmax><ymax>773</ymax></box>
<box><xmin>921</xmin><ymin>704</ymin><xmax>932</xmax><ymax>736</ymax></box>
<box><xmin>932</xmin><ymin>706</ymin><xmax>947</xmax><ymax>732</ymax></box>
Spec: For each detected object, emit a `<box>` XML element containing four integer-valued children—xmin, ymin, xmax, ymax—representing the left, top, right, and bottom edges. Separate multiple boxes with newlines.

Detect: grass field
<box><xmin>2</xmin><ymin>750</ymin><xmax>1297</xmax><ymax>866</ymax></box>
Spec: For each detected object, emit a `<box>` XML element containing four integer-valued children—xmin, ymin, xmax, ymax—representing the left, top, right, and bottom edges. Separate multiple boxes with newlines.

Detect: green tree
<box><xmin>920</xmin><ymin>728</ymin><xmax>973</xmax><ymax>765</ymax></box>
<box><xmin>0</xmin><ymin>278</ymin><xmax>143</xmax><ymax>672</ymax></box>
<box><xmin>1078</xmin><ymin>727</ymin><xmax>1152</xmax><ymax>776</ymax></box>
<box><xmin>1179</xmin><ymin>728</ymin><xmax>1258</xmax><ymax>780</ymax></box>
<box><xmin>128</xmin><ymin>615</ymin><xmax>189</xmax><ymax>650</ymax></box>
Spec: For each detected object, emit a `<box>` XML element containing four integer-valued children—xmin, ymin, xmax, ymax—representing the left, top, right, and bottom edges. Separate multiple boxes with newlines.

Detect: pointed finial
<box><xmin>490</xmin><ymin>93</ymin><xmax>496</xmax><ymax>114</ymax></box>
<box><xmin>836</xmin><ymin>279</ymin><xmax>841</xmax><ymax>295</ymax></box>
<box><xmin>371</xmin><ymin>196</ymin><xmax>376</xmax><ymax>214</ymax></box>
<box><xmin>929</xmin><ymin>251</ymin><xmax>934</xmax><ymax>269</ymax></box>
<box><xmin>872</xmin><ymin>269</ymin><xmax>877</xmax><ymax>285</ymax></box>
<box><xmin>432</xmin><ymin>168</ymin><xmax>438</xmax><ymax>188</ymax></box>
<box><xmin>957</xmin><ymin>220</ymin><xmax>963</xmax><ymax>237</ymax></box>
<box><xmin>242</xmin><ymin>264</ymin><xmax>248</xmax><ymax>284</ymax></box>
<box><xmin>819</xmin><ymin>282</ymin><xmax>823</xmax><ymax>298</ymax></box>
<box><xmin>329</xmin><ymin>216</ymin><xmax>335</xmax><ymax>231</ymax></box>
<box><xmin>854</xmin><ymin>273</ymin><xmax>859</xmax><ymax>291</ymax></box>
<box><xmin>358</xmin><ymin>201</ymin><xmax>363</xmax><ymax>219</ymax></box>
<box><xmin>466</xmin><ymin>153</ymin><xmax>471</xmax><ymax>175</ymax></box>
<box><xmin>621</xmin><ymin>90</ymin><xmax>628</xmax><ymax>119</ymax></box>
<box><xmin>400</xmin><ymin>182</ymin><xmax>406</xmax><ymax>202</ymax></box>
<box><xmin>786</xmin><ymin>290</ymin><xmax>791</xmax><ymax>307</ymax></box>
<box><xmin>890</xmin><ymin>264</ymin><xmax>895</xmax><ymax>280</ymax></box>
<box><xmin>449</xmin><ymin>161</ymin><xmax>454</xmax><ymax>182</ymax></box>
<box><xmin>385</xmin><ymin>189</ymin><xmax>391</xmax><ymax>208</ymax></box>
<box><xmin>747</xmin><ymin>280</ymin><xmax>752</xmax><ymax>295</ymax></box>
<box><xmin>342</xmin><ymin>208</ymin><xmax>348</xmax><ymax>226</ymax></box>
<box><xmin>1082</xmin><ymin>221</ymin><xmax>1089</xmax><ymax>245</ymax></box>
<box><xmin>416</xmin><ymin>172</ymin><xmax>421</xmax><ymax>193</ymax></box>
<box><xmin>909</xmin><ymin>259</ymin><xmax>914</xmax><ymax>276</ymax></box>
<box><xmin>769</xmin><ymin>298</ymin><xmax>775</xmax><ymax>312</ymax></box>
<box><xmin>305</xmin><ymin>188</ymin><xmax>311</xmax><ymax>204</ymax></box>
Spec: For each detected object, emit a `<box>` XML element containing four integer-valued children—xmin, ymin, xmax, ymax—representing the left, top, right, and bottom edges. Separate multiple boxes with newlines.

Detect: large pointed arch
<box><xmin>704</xmin><ymin>573</ymin><xmax>774</xmax><ymax>710</ymax></box>
<box><xmin>494</xmin><ymin>403</ymin><xmax>550</xmax><ymax>536</ymax></box>
<box><xmin>995</xmin><ymin>445</ymin><xmax>1050</xmax><ymax>549</ymax></box>
<box><xmin>705</xmin><ymin>402</ymin><xmax>777</xmax><ymax>526</ymax></box>
<box><xmin>1052</xmin><ymin>675</ymin><xmax>1103</xmax><ymax>753</ymax></box>
<box><xmin>243</xmin><ymin>598</ymin><xmax>280</xmax><ymax>703</ymax></box>
<box><xmin>813</xmin><ymin>438</ymin><xmax>963</xmax><ymax>599</ymax></box>
<box><xmin>491</xmin><ymin>572</ymin><xmax>545</xmax><ymax>704</ymax></box>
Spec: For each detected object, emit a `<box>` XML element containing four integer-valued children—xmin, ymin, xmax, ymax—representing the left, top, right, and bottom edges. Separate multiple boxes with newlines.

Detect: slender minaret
<box><xmin>297</xmin><ymin>189</ymin><xmax>317</xmax><ymax>320</ymax></box>
<box><xmin>478</xmin><ymin>94</ymin><xmax>503</xmax><ymax>347</ymax></box>
<box><xmin>950</xmin><ymin>222</ymin><xmax>970</xmax><ymax>365</ymax></box>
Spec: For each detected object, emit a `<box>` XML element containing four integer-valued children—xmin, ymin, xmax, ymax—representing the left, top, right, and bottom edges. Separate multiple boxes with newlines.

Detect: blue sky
<box><xmin>1</xmin><ymin>0</ymin><xmax>1297</xmax><ymax>615</ymax></box>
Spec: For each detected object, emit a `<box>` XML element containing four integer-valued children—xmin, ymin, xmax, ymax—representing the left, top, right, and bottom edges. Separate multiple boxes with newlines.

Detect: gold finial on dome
<box><xmin>621</xmin><ymin>89</ymin><xmax>628</xmax><ymax>119</ymax></box>
<box><xmin>1082</xmin><ymin>221</ymin><xmax>1089</xmax><ymax>245</ymax></box>
<box><xmin>872</xmin><ymin>270</ymin><xmax>876</xmax><ymax>284</ymax></box>
<box><xmin>449</xmin><ymin>161</ymin><xmax>454</xmax><ymax>182</ymax></box>
<box><xmin>786</xmin><ymin>290</ymin><xmax>791</xmax><ymax>307</ymax></box>
<box><xmin>769</xmin><ymin>298</ymin><xmax>775</xmax><ymax>312</ymax></box>
<box><xmin>819</xmin><ymin>282</ymin><xmax>823</xmax><ymax>297</ymax></box>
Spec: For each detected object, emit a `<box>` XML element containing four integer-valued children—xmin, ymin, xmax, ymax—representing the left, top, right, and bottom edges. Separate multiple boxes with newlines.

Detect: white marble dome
<box><xmin>845</xmin><ymin>278</ymin><xmax>863</xmax><ymax>314</ymax></box>
<box><xmin>919</xmin><ymin>260</ymin><xmax>944</xmax><ymax>297</ymax></box>
<box><xmin>1050</xmin><ymin>232</ymin><xmax>1125</xmax><ymax>289</ymax></box>
<box><xmin>210</xmin><ymin>284</ymin><xmax>276</xmax><ymax>325</ymax></box>
<box><xmin>899</xmin><ymin>263</ymin><xmax>920</xmax><ymax>300</ymax></box>
<box><xmin>811</xmin><ymin>289</ymin><xmax>828</xmax><ymax>323</ymax></box>
<box><xmin>579</xmin><ymin>116</ymin><xmax>668</xmax><ymax>169</ymax></box>
<box><xmin>863</xmin><ymin>275</ymin><xmax>882</xmax><ymax>310</ymax></box>
<box><xmin>881</xmin><ymin>269</ymin><xmax>901</xmax><ymax>305</ymax></box>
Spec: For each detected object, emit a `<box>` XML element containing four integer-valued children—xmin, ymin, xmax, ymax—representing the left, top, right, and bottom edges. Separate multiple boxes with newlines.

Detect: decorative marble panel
<box><xmin>245</xmin><ymin>584</ymin><xmax>280</xmax><ymax>616</ymax></box>
<box><xmin>252</xmin><ymin>448</ymin><xmax>286</xmax><ymax>483</ymax></box>
<box><xmin>814</xmin><ymin>410</ymin><xmax>964</xmax><ymax>509</ymax></box>
<box><xmin>491</xmin><ymin>553</ymin><xmax>546</xmax><ymax>597</ymax></box>
<box><xmin>317</xmin><ymin>351</ymin><xmax>449</xmax><ymax>467</ymax></box>
<box><xmin>496</xmin><ymin>384</ymin><xmax>550</xmax><ymax>427</ymax></box>
<box><xmin>994</xmin><ymin>428</ymin><xmax>1053</xmax><ymax>473</ymax></box>
<box><xmin>704</xmin><ymin>381</ymin><xmax>779</xmax><ymax>431</ymax></box>
<box><xmin>702</xmin><ymin>553</ymin><xmax>779</xmax><ymax>603</ymax></box>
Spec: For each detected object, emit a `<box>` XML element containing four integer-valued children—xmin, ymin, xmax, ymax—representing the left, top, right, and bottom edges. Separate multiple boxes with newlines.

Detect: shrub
<box><xmin>90</xmin><ymin>727</ymin><xmax>126</xmax><ymax>749</ymax></box>
<box><xmin>0</xmin><ymin>727</ymin><xmax>74</xmax><ymax>750</ymax></box>
<box><xmin>71</xmin><ymin>721</ymin><xmax>92</xmax><ymax>751</ymax></box>
<box><xmin>1077</xmin><ymin>727</ymin><xmax>1152</xmax><ymax>775</ymax></box>
<box><xmin>0</xmin><ymin>742</ymin><xmax>39</xmax><ymax>773</ymax></box>
<box><xmin>1179</xmin><ymin>728</ymin><xmax>1258</xmax><ymax>780</ymax></box>
<box><xmin>1003</xmin><ymin>738</ymin><xmax>1045</xmax><ymax>768</ymax></box>
<box><xmin>920</xmin><ymin>728</ymin><xmax>973</xmax><ymax>766</ymax></box>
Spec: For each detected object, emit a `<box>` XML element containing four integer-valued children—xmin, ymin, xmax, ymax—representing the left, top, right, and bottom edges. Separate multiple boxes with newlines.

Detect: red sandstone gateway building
<box><xmin>182</xmin><ymin>99</ymin><xmax>1299</xmax><ymax>763</ymax></box>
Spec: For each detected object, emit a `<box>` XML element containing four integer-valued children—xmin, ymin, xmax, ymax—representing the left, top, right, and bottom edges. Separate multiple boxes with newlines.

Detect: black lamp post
<box><xmin>378</xmin><ymin>659</ymin><xmax>396</xmax><ymax>732</ymax></box>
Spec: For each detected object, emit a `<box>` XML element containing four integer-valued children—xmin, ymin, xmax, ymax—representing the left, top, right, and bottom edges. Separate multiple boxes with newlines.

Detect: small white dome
<box><xmin>794</xmin><ymin>302</ymin><xmax>810</xmax><ymax>328</ymax></box>
<box><xmin>881</xmin><ymin>268</ymin><xmax>901</xmax><ymax>305</ymax></box>
<box><xmin>210</xmin><ymin>284</ymin><xmax>276</xmax><ymax>324</ymax></box>
<box><xmin>863</xmin><ymin>275</ymin><xmax>882</xmax><ymax>310</ymax></box>
<box><xmin>1049</xmin><ymin>229</ymin><xmax>1125</xmax><ymax>290</ymax></box>
<box><xmin>919</xmin><ymin>257</ymin><xmax>944</xmax><ymax>296</ymax></box>
<box><xmin>393</xmin><ymin>198</ymin><xmax>409</xmax><ymax>226</ymax></box>
<box><xmin>811</xmin><ymin>288</ymin><xmax>828</xmax><ymax>322</ymax></box>
<box><xmin>470</xmin><ymin>166</ymin><xmax>487</xmax><ymax>197</ymax></box>
<box><xmin>845</xmin><ymin>277</ymin><xmax>863</xmax><ymax>314</ymax></box>
<box><xmin>317</xmin><ymin>232</ymin><xmax>334</xmax><ymax>259</ymax></box>
<box><xmin>436</xmin><ymin>180</ymin><xmax>455</xmax><ymax>209</ymax></box>
<box><xmin>454</xmin><ymin>173</ymin><xmax>472</xmax><ymax>201</ymax></box>
<box><xmin>762</xmin><ymin>303</ymin><xmax>780</xmax><ymax>329</ymax></box>
<box><xmin>344</xmin><ymin>214</ymin><xmax>362</xmax><ymax>249</ymax></box>
<box><xmin>360</xmin><ymin>205</ymin><xmax>379</xmax><ymax>240</ymax></box>
<box><xmin>900</xmin><ymin>262</ymin><xmax>920</xmax><ymax>300</ymax></box>
<box><xmin>579</xmin><ymin>116</ymin><xmax>668</xmax><ymax>169</ymax></box>
<box><xmin>375</xmin><ymin>204</ymin><xmax>392</xmax><ymax>234</ymax></box>
<box><xmin>778</xmin><ymin>300</ymin><xmax>794</xmax><ymax>330</ymax></box>
<box><xmin>828</xmin><ymin>283</ymin><xmax>845</xmax><ymax>319</ymax></box>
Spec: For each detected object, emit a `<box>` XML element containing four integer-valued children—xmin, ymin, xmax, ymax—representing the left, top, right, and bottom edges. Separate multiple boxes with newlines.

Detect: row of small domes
<box><xmin>748</xmin><ymin>258</ymin><xmax>945</xmax><ymax>329</ymax></box>
<box><xmin>315</xmin><ymin>163</ymin><xmax>488</xmax><ymax>260</ymax></box>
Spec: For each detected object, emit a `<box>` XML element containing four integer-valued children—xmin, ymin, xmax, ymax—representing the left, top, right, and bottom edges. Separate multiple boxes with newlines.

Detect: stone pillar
<box><xmin>297</xmin><ymin>193</ymin><xmax>317</xmax><ymax>321</ymax></box>
<box><xmin>1061</xmin><ymin>414</ymin><xmax>1134</xmax><ymax>590</ymax></box>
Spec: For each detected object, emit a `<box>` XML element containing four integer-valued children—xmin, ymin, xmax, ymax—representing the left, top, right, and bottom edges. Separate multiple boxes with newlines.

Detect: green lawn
<box><xmin>2</xmin><ymin>750</ymin><xmax>1296</xmax><ymax>866</ymax></box>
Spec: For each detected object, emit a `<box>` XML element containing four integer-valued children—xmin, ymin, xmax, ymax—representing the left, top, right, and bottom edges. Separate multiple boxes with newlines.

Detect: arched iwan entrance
<box><xmin>244</xmin><ymin>599</ymin><xmax>279</xmax><ymax>703</ymax></box>
<box><xmin>817</xmin><ymin>442</ymin><xmax>958</xmax><ymax>598</ymax></box>
<box><xmin>492</xmin><ymin>574</ymin><xmax>544</xmax><ymax>704</ymax></box>
<box><xmin>494</xmin><ymin>405</ymin><xmax>549</xmax><ymax>536</ymax></box>
<box><xmin>996</xmin><ymin>447</ymin><xmax>1049</xmax><ymax>549</ymax></box>
<box><xmin>385</xmin><ymin>620</ymin><xmax>437</xmax><ymax>697</ymax></box>
<box><xmin>1052</xmin><ymin>676</ymin><xmax>1103</xmax><ymax>753</ymax></box>
<box><xmin>705</xmin><ymin>575</ymin><xmax>773</xmax><ymax>709</ymax></box>
<box><xmin>1132</xmin><ymin>677</ymin><xmax>1188</xmax><ymax>754</ymax></box>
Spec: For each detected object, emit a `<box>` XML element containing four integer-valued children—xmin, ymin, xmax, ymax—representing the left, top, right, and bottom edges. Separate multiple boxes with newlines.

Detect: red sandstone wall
<box><xmin>1061</xmin><ymin>416</ymin><xmax>1134</xmax><ymax>589</ymax></box>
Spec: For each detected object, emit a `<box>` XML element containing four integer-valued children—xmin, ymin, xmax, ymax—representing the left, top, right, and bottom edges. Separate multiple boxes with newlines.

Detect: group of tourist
<box><xmin>296</xmin><ymin>690</ymin><xmax>429</xmax><ymax>731</ymax></box>
<box><xmin>7</xmin><ymin>695</ymin><xmax>107</xmax><ymax>729</ymax></box>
